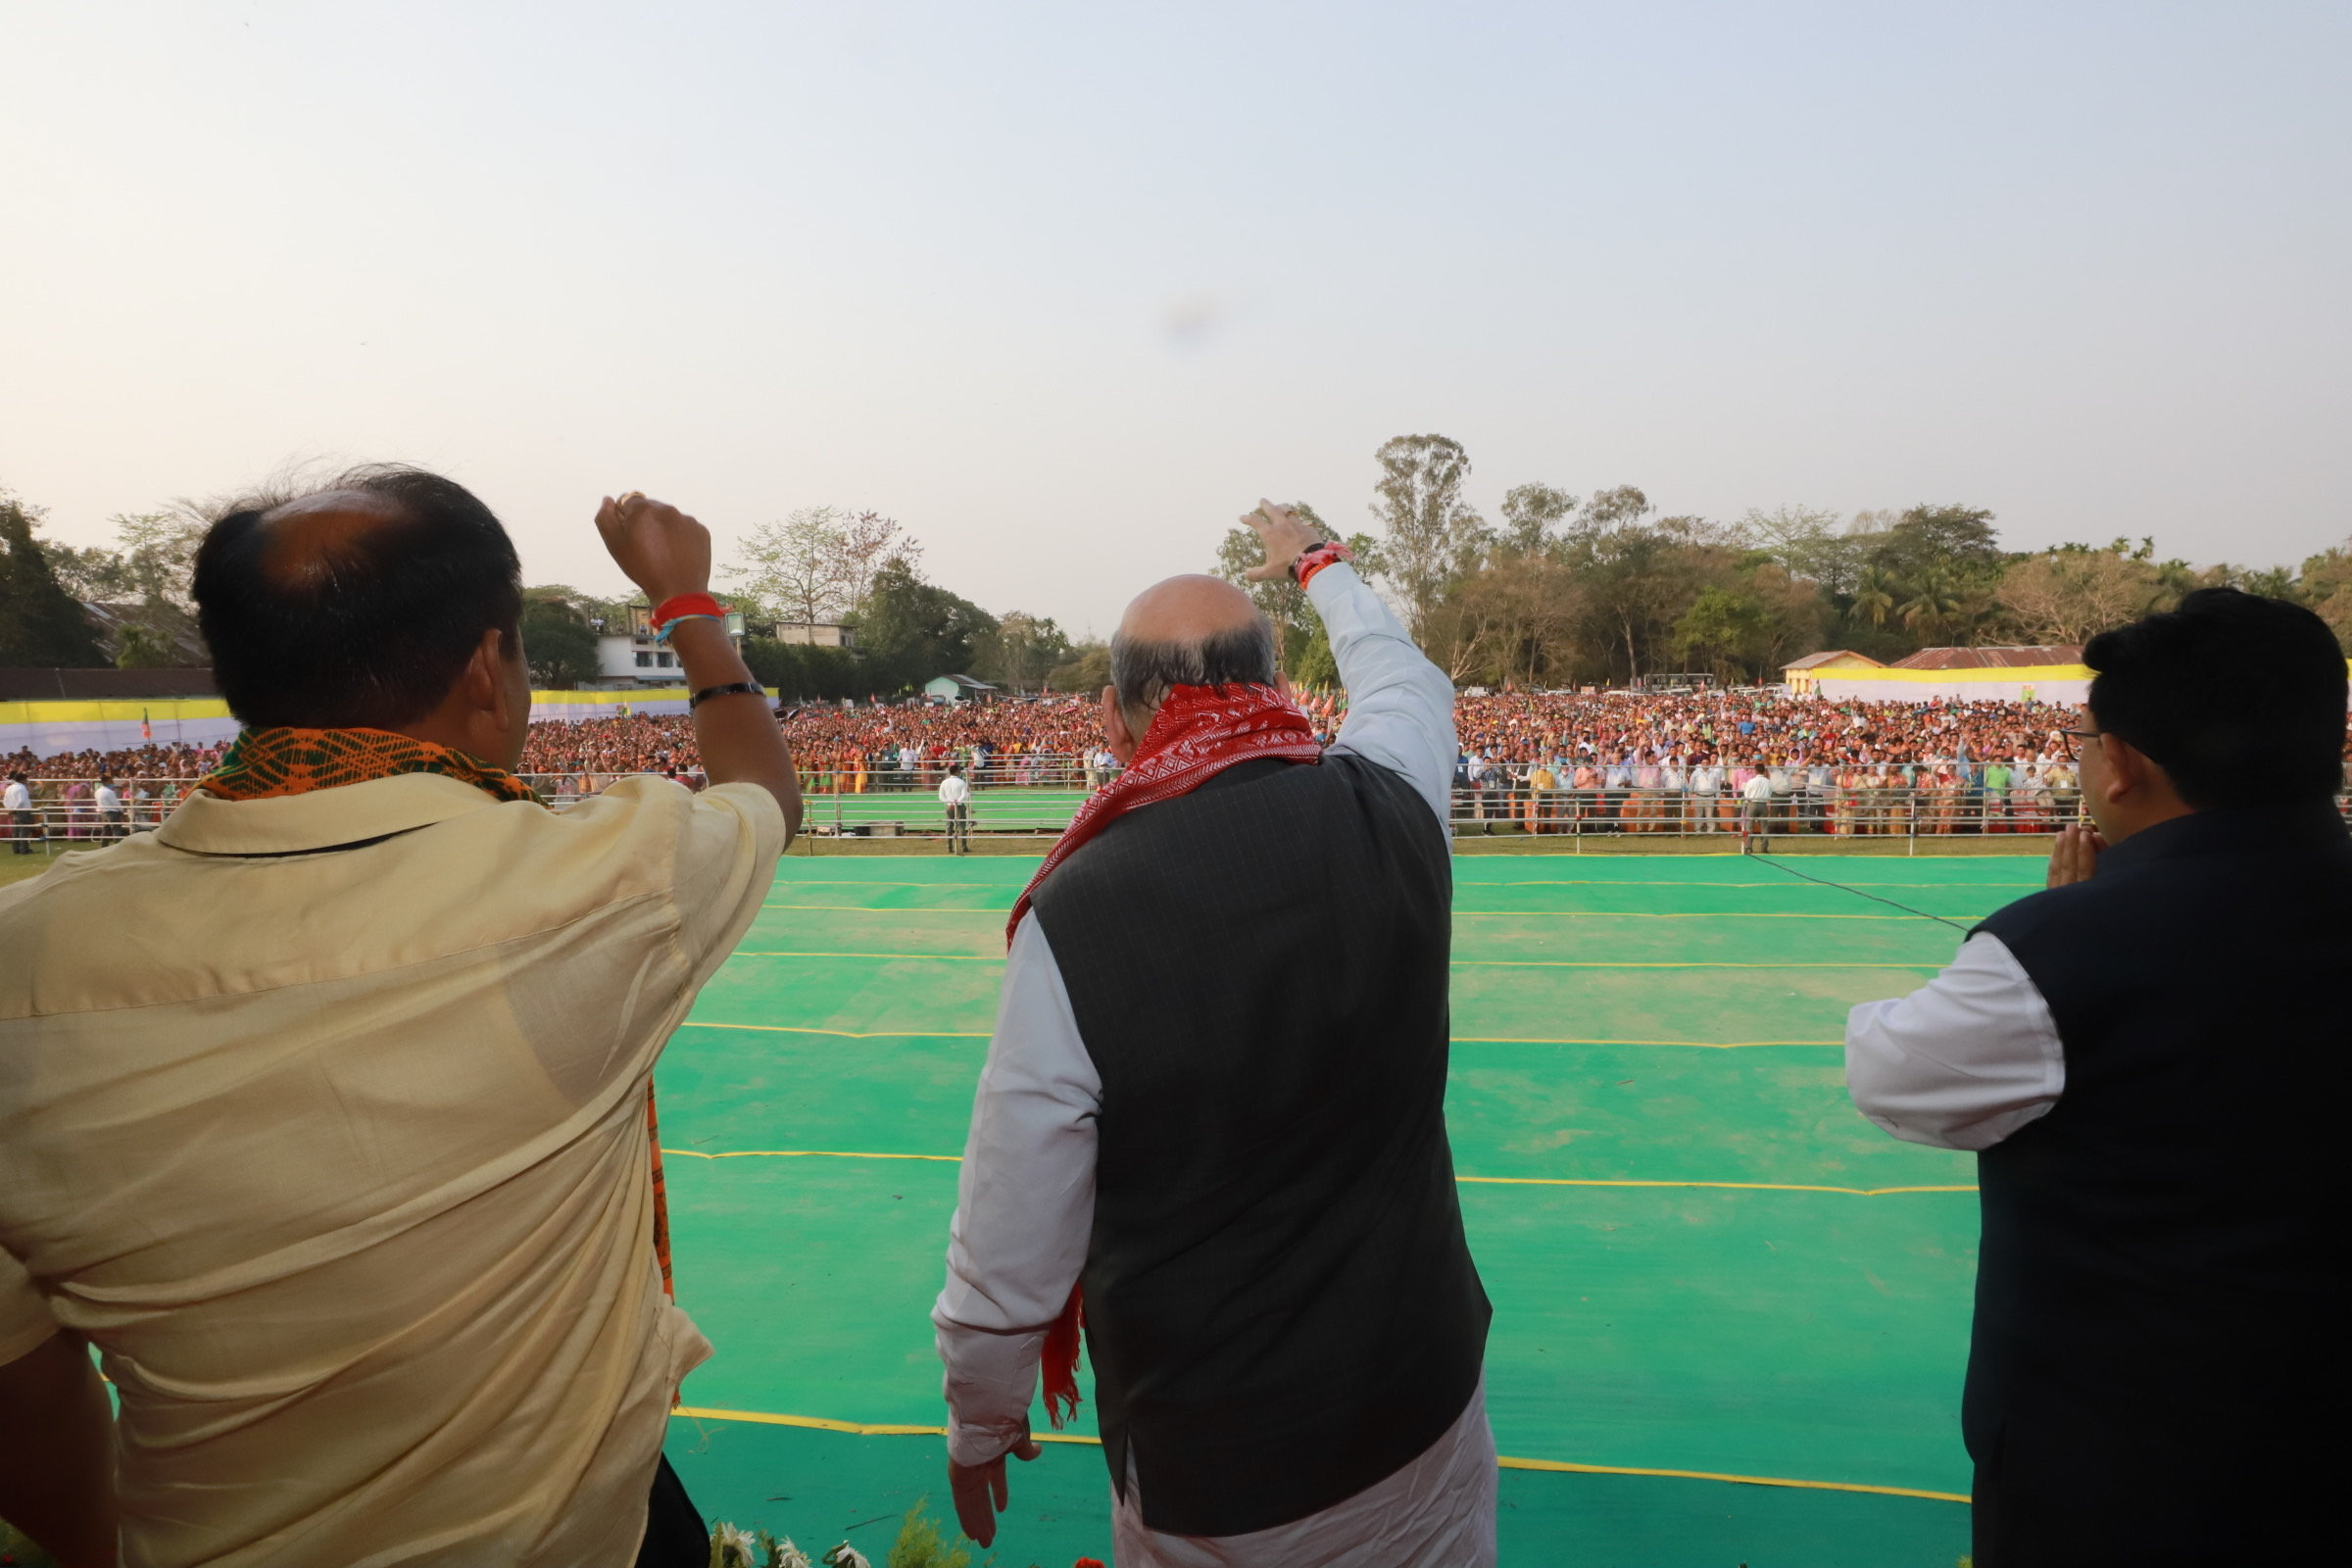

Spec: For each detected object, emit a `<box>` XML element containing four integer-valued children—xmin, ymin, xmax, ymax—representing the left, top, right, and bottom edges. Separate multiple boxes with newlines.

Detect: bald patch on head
<box><xmin>1107</xmin><ymin>574</ymin><xmax>1279</xmax><ymax>735</ymax></box>
<box><xmin>255</xmin><ymin>489</ymin><xmax>411</xmax><ymax>588</ymax></box>
<box><xmin>1119</xmin><ymin>574</ymin><xmax>1260</xmax><ymax>645</ymax></box>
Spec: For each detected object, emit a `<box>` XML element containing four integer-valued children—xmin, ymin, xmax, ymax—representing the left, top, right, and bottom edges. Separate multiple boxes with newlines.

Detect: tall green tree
<box><xmin>741</xmin><ymin>639</ymin><xmax>860</xmax><ymax>700</ymax></box>
<box><xmin>1741</xmin><ymin>504</ymin><xmax>1872</xmax><ymax>599</ymax></box>
<box><xmin>973</xmin><ymin>611</ymin><xmax>1072</xmax><ymax>692</ymax></box>
<box><xmin>730</xmin><ymin>507</ymin><xmax>853</xmax><ymax>627</ymax></box>
<box><xmin>519</xmin><ymin>597</ymin><xmax>601</xmax><ymax>688</ymax></box>
<box><xmin>33</xmin><ymin>505</ymin><xmax>210</xmax><ymax>611</ymax></box>
<box><xmin>1876</xmin><ymin>504</ymin><xmax>2002</xmax><ymax>580</ymax></box>
<box><xmin>1370</xmin><ymin>434</ymin><xmax>1484</xmax><ymax>645</ymax></box>
<box><xmin>858</xmin><ymin>558</ymin><xmax>997</xmax><ymax>692</ymax></box>
<box><xmin>1671</xmin><ymin>585</ymin><xmax>1766</xmax><ymax>677</ymax></box>
<box><xmin>1897</xmin><ymin>565</ymin><xmax>1971</xmax><ymax>644</ymax></box>
<box><xmin>1046</xmin><ymin>640</ymin><xmax>1111</xmax><ymax>695</ymax></box>
<box><xmin>2297</xmin><ymin>540</ymin><xmax>2352</xmax><ymax>651</ymax></box>
<box><xmin>1849</xmin><ymin>564</ymin><xmax>1898</xmax><ymax>631</ymax></box>
<box><xmin>112</xmin><ymin>507</ymin><xmax>210</xmax><ymax>612</ymax></box>
<box><xmin>114</xmin><ymin>624</ymin><xmax>178</xmax><ymax>669</ymax></box>
<box><xmin>1573</xmin><ymin>485</ymin><xmax>1653</xmax><ymax>536</ymax></box>
<box><xmin>1994</xmin><ymin>548</ymin><xmax>2166</xmax><ymax>644</ymax></box>
<box><xmin>1496</xmin><ymin>483</ymin><xmax>1579</xmax><ymax>558</ymax></box>
<box><xmin>0</xmin><ymin>495</ymin><xmax>108</xmax><ymax>667</ymax></box>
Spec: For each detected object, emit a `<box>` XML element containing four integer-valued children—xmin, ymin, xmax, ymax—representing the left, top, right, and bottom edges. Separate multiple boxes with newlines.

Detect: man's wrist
<box><xmin>946</xmin><ymin>1416</ymin><xmax>1032</xmax><ymax>1468</ymax></box>
<box><xmin>667</xmin><ymin>617</ymin><xmax>753</xmax><ymax>683</ymax></box>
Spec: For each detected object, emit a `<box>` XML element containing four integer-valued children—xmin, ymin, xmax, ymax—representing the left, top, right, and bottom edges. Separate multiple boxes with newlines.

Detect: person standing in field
<box><xmin>1845</xmin><ymin>588</ymin><xmax>2346</xmax><ymax>1564</ymax></box>
<box><xmin>91</xmin><ymin>776</ymin><xmax>124</xmax><ymax>841</ymax></box>
<box><xmin>940</xmin><ymin>760</ymin><xmax>973</xmax><ymax>854</ymax></box>
<box><xmin>3</xmin><ymin>772</ymin><xmax>31</xmax><ymax>854</ymax></box>
<box><xmin>933</xmin><ymin>502</ymin><xmax>1493</xmax><ymax>1566</ymax></box>
<box><xmin>1525</xmin><ymin>753</ymin><xmax>1557</xmax><ymax>834</ymax></box>
<box><xmin>1739</xmin><ymin>760</ymin><xmax>1774</xmax><ymax>841</ymax></box>
<box><xmin>1689</xmin><ymin>754</ymin><xmax>1722</xmax><ymax>832</ymax></box>
<box><xmin>0</xmin><ymin>470</ymin><xmax>799</xmax><ymax>1568</ymax></box>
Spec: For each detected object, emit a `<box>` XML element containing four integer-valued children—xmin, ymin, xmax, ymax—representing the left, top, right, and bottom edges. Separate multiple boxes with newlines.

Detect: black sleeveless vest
<box><xmin>1030</xmin><ymin>755</ymin><xmax>1491</xmax><ymax>1537</ymax></box>
<box><xmin>1968</xmin><ymin>803</ymin><xmax>2349</xmax><ymax>1561</ymax></box>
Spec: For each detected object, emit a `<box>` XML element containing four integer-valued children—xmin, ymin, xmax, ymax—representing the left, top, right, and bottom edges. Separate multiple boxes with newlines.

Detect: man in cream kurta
<box><xmin>0</xmin><ymin>770</ymin><xmax>783</xmax><ymax>1567</ymax></box>
<box><xmin>0</xmin><ymin>473</ymin><xmax>797</xmax><ymax>1568</ymax></box>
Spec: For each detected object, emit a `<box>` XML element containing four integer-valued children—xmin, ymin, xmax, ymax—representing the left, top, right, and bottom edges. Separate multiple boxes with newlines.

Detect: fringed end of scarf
<box><xmin>1040</xmin><ymin>1282</ymin><xmax>1084</xmax><ymax>1428</ymax></box>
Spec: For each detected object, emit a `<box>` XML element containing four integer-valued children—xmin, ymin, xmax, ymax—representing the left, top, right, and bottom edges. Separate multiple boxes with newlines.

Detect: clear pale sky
<box><xmin>3</xmin><ymin>2</ymin><xmax>2345</xmax><ymax>635</ymax></box>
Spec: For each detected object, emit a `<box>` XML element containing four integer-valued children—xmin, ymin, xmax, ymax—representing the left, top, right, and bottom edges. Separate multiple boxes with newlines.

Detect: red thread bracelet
<box><xmin>650</xmin><ymin>592</ymin><xmax>724</xmax><ymax>635</ymax></box>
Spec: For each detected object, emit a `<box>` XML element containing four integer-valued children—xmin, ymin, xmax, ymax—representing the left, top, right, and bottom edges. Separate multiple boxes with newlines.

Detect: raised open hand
<box><xmin>1241</xmin><ymin>500</ymin><xmax>1321</xmax><ymax>583</ymax></box>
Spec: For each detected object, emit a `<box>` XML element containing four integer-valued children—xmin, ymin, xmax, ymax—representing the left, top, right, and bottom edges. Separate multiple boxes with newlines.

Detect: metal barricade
<box><xmin>14</xmin><ymin>771</ymin><xmax>2350</xmax><ymax>859</ymax></box>
<box><xmin>3</xmin><ymin>777</ymin><xmax>187</xmax><ymax>856</ymax></box>
<box><xmin>1446</xmin><ymin>784</ymin><xmax>2111</xmax><ymax>849</ymax></box>
<box><xmin>521</xmin><ymin>754</ymin><xmax>1113</xmax><ymax>849</ymax></box>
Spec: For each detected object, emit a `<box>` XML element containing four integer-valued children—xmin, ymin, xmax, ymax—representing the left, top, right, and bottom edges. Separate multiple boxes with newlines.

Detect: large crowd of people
<box><xmin>1449</xmin><ymin>691</ymin><xmax>2096</xmax><ymax>835</ymax></box>
<box><xmin>7</xmin><ymin>690</ymin><xmax>2345</xmax><ymax>839</ymax></box>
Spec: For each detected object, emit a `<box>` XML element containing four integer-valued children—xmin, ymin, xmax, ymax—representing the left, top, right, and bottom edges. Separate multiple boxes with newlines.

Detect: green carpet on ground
<box><xmin>658</xmin><ymin>852</ymin><xmax>2034</xmax><ymax>1565</ymax></box>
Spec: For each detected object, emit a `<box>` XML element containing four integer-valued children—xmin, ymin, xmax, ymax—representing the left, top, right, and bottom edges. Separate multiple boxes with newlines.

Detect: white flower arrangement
<box><xmin>706</xmin><ymin>1523</ymin><xmax>815</xmax><ymax>1568</ymax></box>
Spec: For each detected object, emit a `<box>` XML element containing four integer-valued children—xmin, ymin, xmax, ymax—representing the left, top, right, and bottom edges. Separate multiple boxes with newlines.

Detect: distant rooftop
<box><xmin>1893</xmin><ymin>645</ymin><xmax>2083</xmax><ymax>670</ymax></box>
<box><xmin>1781</xmin><ymin>650</ymin><xmax>1885</xmax><ymax>671</ymax></box>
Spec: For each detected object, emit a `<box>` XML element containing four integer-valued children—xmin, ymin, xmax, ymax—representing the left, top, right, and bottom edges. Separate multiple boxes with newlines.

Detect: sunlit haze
<box><xmin>4</xmin><ymin>2</ymin><xmax>2346</xmax><ymax>633</ymax></box>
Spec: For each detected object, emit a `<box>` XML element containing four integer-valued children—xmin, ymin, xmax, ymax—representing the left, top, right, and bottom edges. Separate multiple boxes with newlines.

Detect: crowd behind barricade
<box><xmin>512</xmin><ymin>698</ymin><xmax>1122</xmax><ymax>797</ymax></box>
<box><xmin>8</xmin><ymin>689</ymin><xmax>2347</xmax><ymax>848</ymax></box>
<box><xmin>1451</xmin><ymin>691</ymin><xmax>2096</xmax><ymax>837</ymax></box>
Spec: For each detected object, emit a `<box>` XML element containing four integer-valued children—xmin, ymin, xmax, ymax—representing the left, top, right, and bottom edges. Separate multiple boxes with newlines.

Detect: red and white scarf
<box><xmin>1010</xmin><ymin>680</ymin><xmax>1324</xmax><ymax>1423</ymax></box>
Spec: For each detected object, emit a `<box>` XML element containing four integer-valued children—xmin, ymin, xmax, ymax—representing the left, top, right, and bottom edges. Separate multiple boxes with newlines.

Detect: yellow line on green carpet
<box><xmin>734</xmin><ymin>952</ymin><xmax>1941</xmax><ymax>968</ymax></box>
<box><xmin>659</xmin><ymin>1148</ymin><xmax>1974</xmax><ymax>1196</ymax></box>
<box><xmin>665</xmin><ymin>1405</ymin><xmax>1971</xmax><ymax>1503</ymax></box>
<box><xmin>761</xmin><ymin>904</ymin><xmax>1984</xmax><ymax>921</ymax></box>
<box><xmin>678</xmin><ymin>1021</ymin><xmax>1837</xmax><ymax>1047</ymax></box>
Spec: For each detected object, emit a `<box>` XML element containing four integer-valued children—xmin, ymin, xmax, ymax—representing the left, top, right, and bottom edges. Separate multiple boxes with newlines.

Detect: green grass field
<box><xmin>655</xmin><ymin>850</ymin><xmax>2033</xmax><ymax>1566</ymax></box>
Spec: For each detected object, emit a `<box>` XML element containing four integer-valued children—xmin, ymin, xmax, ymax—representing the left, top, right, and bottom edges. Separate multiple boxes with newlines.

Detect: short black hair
<box><xmin>193</xmin><ymin>466</ymin><xmax>522</xmax><ymax>729</ymax></box>
<box><xmin>2085</xmin><ymin>587</ymin><xmax>2347</xmax><ymax>808</ymax></box>
<box><xmin>1109</xmin><ymin>618</ymin><xmax>1278</xmax><ymax>718</ymax></box>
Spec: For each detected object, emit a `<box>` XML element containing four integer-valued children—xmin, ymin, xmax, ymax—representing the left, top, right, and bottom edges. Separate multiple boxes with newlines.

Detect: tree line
<box><xmin>1215</xmin><ymin>434</ymin><xmax>2352</xmax><ymax>689</ymax></box>
<box><xmin>518</xmin><ymin>507</ymin><xmax>1101</xmax><ymax>699</ymax></box>
<box><xmin>0</xmin><ymin>483</ymin><xmax>1101</xmax><ymax>698</ymax></box>
<box><xmin>8</xmin><ymin>462</ymin><xmax>2347</xmax><ymax>694</ymax></box>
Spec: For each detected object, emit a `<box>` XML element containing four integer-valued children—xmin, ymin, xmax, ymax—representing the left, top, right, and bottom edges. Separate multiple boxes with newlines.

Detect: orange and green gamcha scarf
<box><xmin>200</xmin><ymin>728</ymin><xmax>677</xmax><ymax>1297</ymax></box>
<box><xmin>201</xmin><ymin>726</ymin><xmax>542</xmax><ymax>805</ymax></box>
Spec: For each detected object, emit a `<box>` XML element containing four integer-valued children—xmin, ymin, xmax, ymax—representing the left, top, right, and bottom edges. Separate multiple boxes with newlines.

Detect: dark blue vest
<box><xmin>1969</xmin><ymin>803</ymin><xmax>2350</xmax><ymax>1562</ymax></box>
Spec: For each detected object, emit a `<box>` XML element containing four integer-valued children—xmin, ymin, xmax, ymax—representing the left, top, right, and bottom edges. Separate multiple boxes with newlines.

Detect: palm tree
<box><xmin>1898</xmin><ymin>567</ymin><xmax>1966</xmax><ymax>644</ymax></box>
<box><xmin>1851</xmin><ymin>564</ymin><xmax>1897</xmax><ymax>630</ymax></box>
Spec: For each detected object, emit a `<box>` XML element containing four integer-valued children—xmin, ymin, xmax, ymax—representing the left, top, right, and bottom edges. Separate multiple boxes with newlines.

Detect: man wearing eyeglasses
<box><xmin>1843</xmin><ymin>588</ymin><xmax>2348</xmax><ymax>1566</ymax></box>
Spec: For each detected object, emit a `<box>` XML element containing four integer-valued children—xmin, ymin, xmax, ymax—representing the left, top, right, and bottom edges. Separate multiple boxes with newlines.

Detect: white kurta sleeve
<box><xmin>1306</xmin><ymin>563</ymin><xmax>1459</xmax><ymax>826</ymax></box>
<box><xmin>933</xmin><ymin>910</ymin><xmax>1101</xmax><ymax>1466</ymax></box>
<box><xmin>1845</xmin><ymin>932</ymin><xmax>2067</xmax><ymax>1152</ymax></box>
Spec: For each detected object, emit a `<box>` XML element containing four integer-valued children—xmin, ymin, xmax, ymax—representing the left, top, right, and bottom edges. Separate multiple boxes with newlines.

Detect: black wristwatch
<box><xmin>689</xmin><ymin>681</ymin><xmax>768</xmax><ymax>710</ymax></box>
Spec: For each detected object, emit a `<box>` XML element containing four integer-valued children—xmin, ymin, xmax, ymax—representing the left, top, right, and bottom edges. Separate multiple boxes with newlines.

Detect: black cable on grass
<box><xmin>1748</xmin><ymin>853</ymin><xmax>1975</xmax><ymax>934</ymax></box>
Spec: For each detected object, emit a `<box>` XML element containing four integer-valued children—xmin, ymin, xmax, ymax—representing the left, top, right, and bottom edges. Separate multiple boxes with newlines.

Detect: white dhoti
<box><xmin>1110</xmin><ymin>1378</ymin><xmax>1498</xmax><ymax>1568</ymax></box>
